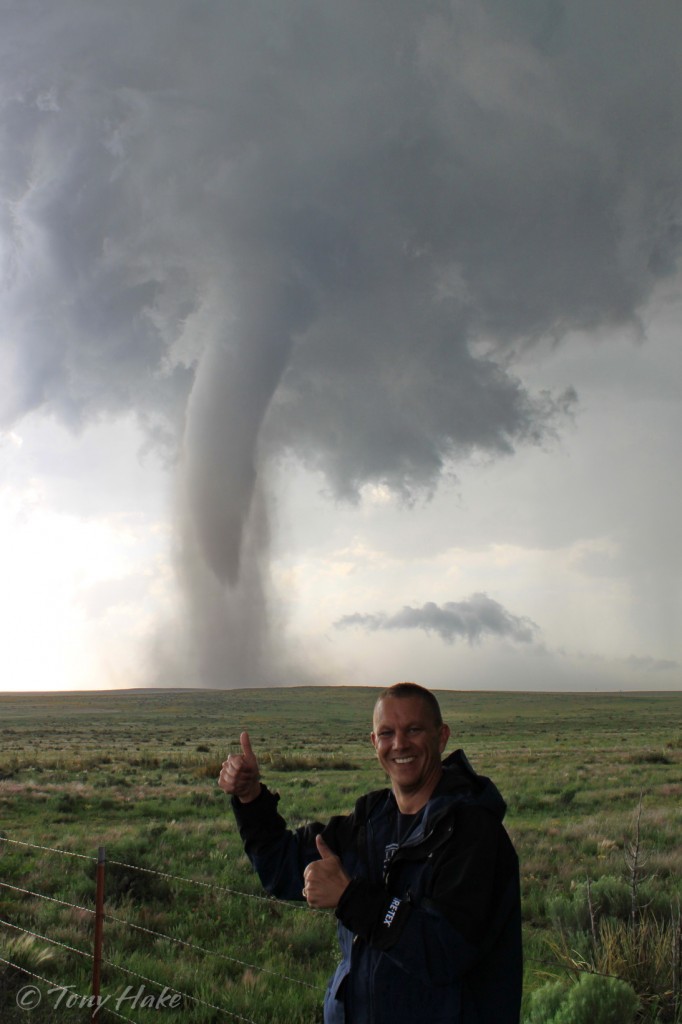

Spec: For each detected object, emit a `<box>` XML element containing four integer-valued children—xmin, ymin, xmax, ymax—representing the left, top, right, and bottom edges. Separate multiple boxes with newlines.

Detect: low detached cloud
<box><xmin>336</xmin><ymin>594</ymin><xmax>538</xmax><ymax>645</ymax></box>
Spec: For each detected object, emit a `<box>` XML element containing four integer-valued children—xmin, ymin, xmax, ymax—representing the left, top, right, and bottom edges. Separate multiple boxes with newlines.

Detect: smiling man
<box><xmin>219</xmin><ymin>683</ymin><xmax>522</xmax><ymax>1023</ymax></box>
<box><xmin>371</xmin><ymin>685</ymin><xmax>450</xmax><ymax>812</ymax></box>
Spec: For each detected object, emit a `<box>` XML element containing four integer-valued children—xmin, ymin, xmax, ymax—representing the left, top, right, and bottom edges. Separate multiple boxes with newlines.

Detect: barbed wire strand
<box><xmin>0</xmin><ymin>880</ymin><xmax>325</xmax><ymax>992</ymax></box>
<box><xmin>0</xmin><ymin>836</ymin><xmax>94</xmax><ymax>861</ymax></box>
<box><xmin>105</xmin><ymin>856</ymin><xmax>327</xmax><ymax>914</ymax></box>
<box><xmin>0</xmin><ymin>835</ymin><xmax>325</xmax><ymax>914</ymax></box>
<box><xmin>103</xmin><ymin>912</ymin><xmax>324</xmax><ymax>992</ymax></box>
<box><xmin>0</xmin><ymin>956</ymin><xmax>140</xmax><ymax>1024</ymax></box>
<box><xmin>101</xmin><ymin>956</ymin><xmax>259</xmax><ymax>1024</ymax></box>
<box><xmin>0</xmin><ymin>917</ymin><xmax>94</xmax><ymax>963</ymax></box>
<box><xmin>0</xmin><ymin>918</ymin><xmax>258</xmax><ymax>1023</ymax></box>
<box><xmin>0</xmin><ymin>880</ymin><xmax>93</xmax><ymax>914</ymax></box>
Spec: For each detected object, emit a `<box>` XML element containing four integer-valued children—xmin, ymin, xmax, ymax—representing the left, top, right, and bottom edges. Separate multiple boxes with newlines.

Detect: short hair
<box><xmin>374</xmin><ymin>682</ymin><xmax>443</xmax><ymax>727</ymax></box>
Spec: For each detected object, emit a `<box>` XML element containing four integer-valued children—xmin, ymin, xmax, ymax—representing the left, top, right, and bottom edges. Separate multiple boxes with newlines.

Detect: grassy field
<box><xmin>1</xmin><ymin>687</ymin><xmax>681</xmax><ymax>1023</ymax></box>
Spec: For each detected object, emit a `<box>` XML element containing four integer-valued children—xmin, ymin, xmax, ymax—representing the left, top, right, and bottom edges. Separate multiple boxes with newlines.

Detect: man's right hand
<box><xmin>218</xmin><ymin>731</ymin><xmax>262</xmax><ymax>803</ymax></box>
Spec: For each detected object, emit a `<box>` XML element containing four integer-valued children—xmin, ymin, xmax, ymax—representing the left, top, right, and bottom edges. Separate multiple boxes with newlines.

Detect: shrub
<box><xmin>556</xmin><ymin>974</ymin><xmax>639</xmax><ymax>1024</ymax></box>
<box><xmin>547</xmin><ymin>875</ymin><xmax>630</xmax><ymax>931</ymax></box>
<box><xmin>630</xmin><ymin>752</ymin><xmax>672</xmax><ymax>765</ymax></box>
<box><xmin>88</xmin><ymin>841</ymin><xmax>173</xmax><ymax>906</ymax></box>
<box><xmin>526</xmin><ymin>974</ymin><xmax>639</xmax><ymax>1024</ymax></box>
<box><xmin>547</xmin><ymin>874</ymin><xmax>678</xmax><ymax>932</ymax></box>
<box><xmin>526</xmin><ymin>979</ymin><xmax>566</xmax><ymax>1024</ymax></box>
<box><xmin>547</xmin><ymin>899</ymin><xmax>681</xmax><ymax>1021</ymax></box>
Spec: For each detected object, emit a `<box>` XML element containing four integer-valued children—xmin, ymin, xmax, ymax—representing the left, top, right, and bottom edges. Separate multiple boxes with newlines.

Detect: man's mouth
<box><xmin>393</xmin><ymin>756</ymin><xmax>416</xmax><ymax>764</ymax></box>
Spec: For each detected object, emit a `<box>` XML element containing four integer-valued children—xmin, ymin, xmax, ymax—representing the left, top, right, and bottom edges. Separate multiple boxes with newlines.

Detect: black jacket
<box><xmin>232</xmin><ymin>749</ymin><xmax>522</xmax><ymax>1023</ymax></box>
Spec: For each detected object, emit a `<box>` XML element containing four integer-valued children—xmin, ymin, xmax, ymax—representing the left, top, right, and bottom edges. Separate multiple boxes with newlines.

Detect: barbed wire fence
<box><xmin>0</xmin><ymin>835</ymin><xmax>332</xmax><ymax>1024</ymax></box>
<box><xmin>2</xmin><ymin>832</ymin><xmax>654</xmax><ymax>1023</ymax></box>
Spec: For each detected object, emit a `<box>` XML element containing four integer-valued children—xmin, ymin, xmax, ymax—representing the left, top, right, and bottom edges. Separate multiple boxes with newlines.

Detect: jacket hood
<box><xmin>402</xmin><ymin>749</ymin><xmax>506</xmax><ymax>847</ymax></box>
<box><xmin>437</xmin><ymin>748</ymin><xmax>507</xmax><ymax>821</ymax></box>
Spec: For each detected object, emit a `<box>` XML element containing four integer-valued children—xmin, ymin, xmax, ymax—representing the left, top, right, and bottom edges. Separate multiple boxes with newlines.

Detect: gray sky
<box><xmin>1</xmin><ymin>0</ymin><xmax>681</xmax><ymax>691</ymax></box>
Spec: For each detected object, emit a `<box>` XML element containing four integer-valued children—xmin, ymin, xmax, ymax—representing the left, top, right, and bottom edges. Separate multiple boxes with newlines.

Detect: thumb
<box><xmin>316</xmin><ymin>833</ymin><xmax>335</xmax><ymax>859</ymax></box>
<box><xmin>240</xmin><ymin>731</ymin><xmax>257</xmax><ymax>766</ymax></box>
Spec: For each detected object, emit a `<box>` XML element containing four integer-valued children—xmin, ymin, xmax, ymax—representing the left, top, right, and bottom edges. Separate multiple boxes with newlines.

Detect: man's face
<box><xmin>371</xmin><ymin>696</ymin><xmax>450</xmax><ymax>799</ymax></box>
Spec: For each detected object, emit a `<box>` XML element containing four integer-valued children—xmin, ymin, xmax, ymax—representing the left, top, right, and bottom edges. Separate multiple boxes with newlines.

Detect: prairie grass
<box><xmin>1</xmin><ymin>686</ymin><xmax>681</xmax><ymax>1022</ymax></box>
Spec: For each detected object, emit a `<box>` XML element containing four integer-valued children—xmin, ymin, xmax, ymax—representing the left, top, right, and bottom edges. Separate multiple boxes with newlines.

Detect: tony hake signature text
<box><xmin>50</xmin><ymin>983</ymin><xmax>181</xmax><ymax>1012</ymax></box>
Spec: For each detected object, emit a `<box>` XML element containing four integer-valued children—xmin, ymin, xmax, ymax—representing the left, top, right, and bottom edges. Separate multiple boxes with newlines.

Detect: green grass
<box><xmin>1</xmin><ymin>687</ymin><xmax>681</xmax><ymax>1022</ymax></box>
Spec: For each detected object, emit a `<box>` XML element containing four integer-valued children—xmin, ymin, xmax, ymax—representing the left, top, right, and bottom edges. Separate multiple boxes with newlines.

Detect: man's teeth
<box><xmin>394</xmin><ymin>757</ymin><xmax>415</xmax><ymax>764</ymax></box>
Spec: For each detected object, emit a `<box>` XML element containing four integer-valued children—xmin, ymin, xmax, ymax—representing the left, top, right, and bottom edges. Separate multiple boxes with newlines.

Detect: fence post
<box><xmin>91</xmin><ymin>846</ymin><xmax>105</xmax><ymax>1022</ymax></box>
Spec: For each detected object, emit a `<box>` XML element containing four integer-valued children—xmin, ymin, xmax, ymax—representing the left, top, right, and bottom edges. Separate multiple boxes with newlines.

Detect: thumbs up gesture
<box><xmin>218</xmin><ymin>731</ymin><xmax>262</xmax><ymax>804</ymax></box>
<box><xmin>302</xmin><ymin>834</ymin><xmax>350</xmax><ymax>908</ymax></box>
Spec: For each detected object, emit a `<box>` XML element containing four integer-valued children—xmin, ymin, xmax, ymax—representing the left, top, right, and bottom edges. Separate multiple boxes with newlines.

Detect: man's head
<box><xmin>371</xmin><ymin>682</ymin><xmax>450</xmax><ymax>810</ymax></box>
<box><xmin>373</xmin><ymin>681</ymin><xmax>443</xmax><ymax>728</ymax></box>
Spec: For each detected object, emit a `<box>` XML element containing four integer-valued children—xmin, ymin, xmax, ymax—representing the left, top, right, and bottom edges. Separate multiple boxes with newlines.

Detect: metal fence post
<box><xmin>91</xmin><ymin>846</ymin><xmax>105</xmax><ymax>1022</ymax></box>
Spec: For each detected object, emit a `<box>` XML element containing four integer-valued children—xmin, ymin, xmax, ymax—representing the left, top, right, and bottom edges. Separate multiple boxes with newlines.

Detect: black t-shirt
<box><xmin>382</xmin><ymin>808</ymin><xmax>423</xmax><ymax>874</ymax></box>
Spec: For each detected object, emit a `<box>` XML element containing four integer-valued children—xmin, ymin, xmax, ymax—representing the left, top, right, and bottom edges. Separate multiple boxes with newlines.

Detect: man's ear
<box><xmin>439</xmin><ymin>724</ymin><xmax>451</xmax><ymax>753</ymax></box>
<box><xmin>370</xmin><ymin>731</ymin><xmax>378</xmax><ymax>752</ymax></box>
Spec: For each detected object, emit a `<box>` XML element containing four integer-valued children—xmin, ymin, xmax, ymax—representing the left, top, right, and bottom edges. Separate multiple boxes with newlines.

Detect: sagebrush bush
<box><xmin>545</xmin><ymin>877</ymin><xmax>682</xmax><ymax>1021</ymax></box>
<box><xmin>546</xmin><ymin>874</ymin><xmax>674</xmax><ymax>932</ymax></box>
<box><xmin>526</xmin><ymin>974</ymin><xmax>639</xmax><ymax>1024</ymax></box>
<box><xmin>546</xmin><ymin>875</ymin><xmax>627</xmax><ymax>929</ymax></box>
<box><xmin>526</xmin><ymin>979</ymin><xmax>566</xmax><ymax>1024</ymax></box>
<box><xmin>558</xmin><ymin>973</ymin><xmax>639</xmax><ymax>1023</ymax></box>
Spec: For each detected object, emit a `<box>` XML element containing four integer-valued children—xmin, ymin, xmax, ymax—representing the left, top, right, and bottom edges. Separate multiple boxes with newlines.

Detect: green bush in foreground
<box><xmin>526</xmin><ymin>973</ymin><xmax>639</xmax><ymax>1024</ymax></box>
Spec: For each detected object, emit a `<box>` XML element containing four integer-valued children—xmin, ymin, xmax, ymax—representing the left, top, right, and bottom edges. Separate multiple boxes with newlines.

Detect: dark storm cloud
<box><xmin>336</xmin><ymin>594</ymin><xmax>538</xmax><ymax>645</ymax></box>
<box><xmin>1</xmin><ymin>0</ymin><xmax>681</xmax><ymax>684</ymax></box>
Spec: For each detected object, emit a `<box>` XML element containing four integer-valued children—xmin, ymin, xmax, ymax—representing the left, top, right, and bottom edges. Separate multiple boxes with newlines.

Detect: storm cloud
<box><xmin>336</xmin><ymin>594</ymin><xmax>538</xmax><ymax>645</ymax></box>
<box><xmin>1</xmin><ymin>1</ymin><xmax>681</xmax><ymax>685</ymax></box>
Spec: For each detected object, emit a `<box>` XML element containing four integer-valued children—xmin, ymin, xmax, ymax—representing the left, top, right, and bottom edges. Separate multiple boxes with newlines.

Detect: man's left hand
<box><xmin>303</xmin><ymin>835</ymin><xmax>351</xmax><ymax>908</ymax></box>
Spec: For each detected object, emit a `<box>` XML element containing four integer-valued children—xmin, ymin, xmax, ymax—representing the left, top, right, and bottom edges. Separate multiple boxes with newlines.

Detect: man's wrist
<box><xmin>237</xmin><ymin>781</ymin><xmax>262</xmax><ymax>804</ymax></box>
